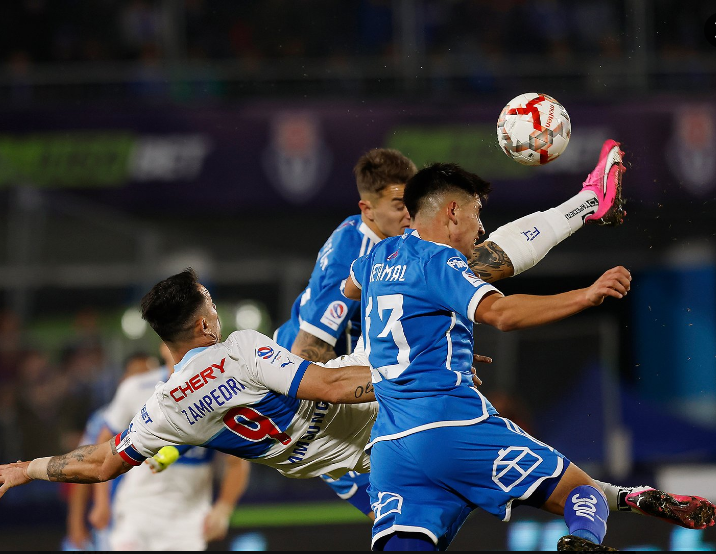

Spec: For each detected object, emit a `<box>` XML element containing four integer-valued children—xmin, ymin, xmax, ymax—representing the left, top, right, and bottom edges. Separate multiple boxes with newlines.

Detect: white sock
<box><xmin>487</xmin><ymin>191</ymin><xmax>597</xmax><ymax>276</ymax></box>
<box><xmin>593</xmin><ymin>480</ymin><xmax>653</xmax><ymax>513</ymax></box>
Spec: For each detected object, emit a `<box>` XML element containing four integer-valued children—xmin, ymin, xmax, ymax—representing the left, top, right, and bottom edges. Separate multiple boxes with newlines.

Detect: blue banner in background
<box><xmin>0</xmin><ymin>99</ymin><xmax>714</xmax><ymax>214</ymax></box>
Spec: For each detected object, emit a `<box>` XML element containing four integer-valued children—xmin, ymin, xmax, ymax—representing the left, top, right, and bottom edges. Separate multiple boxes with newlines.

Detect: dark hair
<box><xmin>140</xmin><ymin>268</ymin><xmax>206</xmax><ymax>343</ymax></box>
<box><xmin>353</xmin><ymin>148</ymin><xmax>417</xmax><ymax>196</ymax></box>
<box><xmin>403</xmin><ymin>162</ymin><xmax>492</xmax><ymax>219</ymax></box>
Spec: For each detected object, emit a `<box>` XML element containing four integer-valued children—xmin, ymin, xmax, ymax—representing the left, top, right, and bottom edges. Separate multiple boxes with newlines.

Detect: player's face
<box><xmin>362</xmin><ymin>184</ymin><xmax>411</xmax><ymax>239</ymax></box>
<box><xmin>454</xmin><ymin>196</ymin><xmax>485</xmax><ymax>260</ymax></box>
<box><xmin>199</xmin><ymin>285</ymin><xmax>222</xmax><ymax>342</ymax></box>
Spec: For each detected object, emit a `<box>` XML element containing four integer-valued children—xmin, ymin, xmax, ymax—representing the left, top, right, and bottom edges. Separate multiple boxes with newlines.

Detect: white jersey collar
<box><xmin>358</xmin><ymin>221</ymin><xmax>382</xmax><ymax>244</ymax></box>
<box><xmin>408</xmin><ymin>229</ymin><xmax>451</xmax><ymax>249</ymax></box>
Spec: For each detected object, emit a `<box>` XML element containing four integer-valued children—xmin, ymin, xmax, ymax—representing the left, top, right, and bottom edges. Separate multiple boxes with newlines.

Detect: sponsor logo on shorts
<box><xmin>257</xmin><ymin>347</ymin><xmax>275</xmax><ymax>359</ymax></box>
<box><xmin>320</xmin><ymin>300</ymin><xmax>348</xmax><ymax>331</ymax></box>
<box><xmin>492</xmin><ymin>447</ymin><xmax>543</xmax><ymax>493</ymax></box>
<box><xmin>447</xmin><ymin>256</ymin><xmax>468</xmax><ymax>270</ymax></box>
<box><xmin>372</xmin><ymin>492</ymin><xmax>404</xmax><ymax>522</ymax></box>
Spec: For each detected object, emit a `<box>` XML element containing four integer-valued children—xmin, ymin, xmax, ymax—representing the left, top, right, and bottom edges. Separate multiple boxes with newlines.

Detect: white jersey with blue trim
<box><xmin>349</xmin><ymin>230</ymin><xmax>501</xmax><ymax>448</ymax></box>
<box><xmin>274</xmin><ymin>214</ymin><xmax>381</xmax><ymax>355</ymax></box>
<box><xmin>118</xmin><ymin>330</ymin><xmax>376</xmax><ymax>480</ymax></box>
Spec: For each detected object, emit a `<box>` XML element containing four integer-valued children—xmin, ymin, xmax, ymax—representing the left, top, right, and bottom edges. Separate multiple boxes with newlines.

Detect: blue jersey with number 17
<box><xmin>349</xmin><ymin>230</ymin><xmax>501</xmax><ymax>448</ymax></box>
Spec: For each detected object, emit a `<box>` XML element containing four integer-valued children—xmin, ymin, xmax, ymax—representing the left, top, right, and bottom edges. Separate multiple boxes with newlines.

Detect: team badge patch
<box><xmin>372</xmin><ymin>492</ymin><xmax>404</xmax><ymax>522</ymax></box>
<box><xmin>492</xmin><ymin>447</ymin><xmax>543</xmax><ymax>493</ymax></box>
<box><xmin>257</xmin><ymin>346</ymin><xmax>275</xmax><ymax>359</ymax></box>
<box><xmin>320</xmin><ymin>300</ymin><xmax>348</xmax><ymax>331</ymax></box>
<box><xmin>461</xmin><ymin>270</ymin><xmax>484</xmax><ymax>288</ymax></box>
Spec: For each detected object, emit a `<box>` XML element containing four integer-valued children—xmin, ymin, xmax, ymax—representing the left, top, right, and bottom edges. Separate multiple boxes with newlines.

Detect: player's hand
<box><xmin>0</xmin><ymin>461</ymin><xmax>31</xmax><ymax>499</ymax></box>
<box><xmin>203</xmin><ymin>501</ymin><xmax>233</xmax><ymax>542</ymax></box>
<box><xmin>585</xmin><ymin>266</ymin><xmax>631</xmax><ymax>306</ymax></box>
<box><xmin>88</xmin><ymin>498</ymin><xmax>112</xmax><ymax>530</ymax></box>
<box><xmin>471</xmin><ymin>353</ymin><xmax>492</xmax><ymax>387</ymax></box>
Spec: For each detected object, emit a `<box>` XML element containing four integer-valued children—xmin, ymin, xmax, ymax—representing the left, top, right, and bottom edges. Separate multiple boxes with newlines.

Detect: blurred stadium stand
<box><xmin>1</xmin><ymin>0</ymin><xmax>715</xmax><ymax>550</ymax></box>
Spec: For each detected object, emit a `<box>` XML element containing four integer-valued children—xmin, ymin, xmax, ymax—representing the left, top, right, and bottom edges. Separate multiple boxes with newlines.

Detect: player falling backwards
<box><xmin>273</xmin><ymin>143</ymin><xmax>713</xmax><ymax>529</ymax></box>
<box><xmin>0</xmin><ymin>144</ymin><xmax>712</xmax><ymax>541</ymax></box>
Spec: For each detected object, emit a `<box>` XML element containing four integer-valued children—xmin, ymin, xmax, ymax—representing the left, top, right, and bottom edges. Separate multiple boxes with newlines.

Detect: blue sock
<box><xmin>379</xmin><ymin>532</ymin><xmax>437</xmax><ymax>551</ymax></box>
<box><xmin>563</xmin><ymin>485</ymin><xmax>608</xmax><ymax>544</ymax></box>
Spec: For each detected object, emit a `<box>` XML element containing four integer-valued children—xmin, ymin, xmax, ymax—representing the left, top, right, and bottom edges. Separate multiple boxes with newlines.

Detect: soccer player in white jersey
<box><xmin>0</xmin><ymin>267</ymin><xmax>713</xmax><ymax>548</ymax></box>
<box><xmin>87</xmin><ymin>343</ymin><xmax>250</xmax><ymax>551</ymax></box>
<box><xmin>0</xmin><ymin>269</ymin><xmax>378</xmax><ymax>498</ymax></box>
<box><xmin>342</xmin><ymin>161</ymin><xmax>700</xmax><ymax>551</ymax></box>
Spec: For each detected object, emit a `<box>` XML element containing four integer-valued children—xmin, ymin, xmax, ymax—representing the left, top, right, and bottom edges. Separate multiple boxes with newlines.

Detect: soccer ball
<box><xmin>496</xmin><ymin>93</ymin><xmax>571</xmax><ymax>166</ymax></box>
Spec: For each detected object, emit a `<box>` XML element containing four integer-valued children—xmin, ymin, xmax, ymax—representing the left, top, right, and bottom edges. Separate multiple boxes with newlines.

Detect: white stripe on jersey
<box><xmin>445</xmin><ymin>312</ymin><xmax>456</xmax><ymax>371</ymax></box>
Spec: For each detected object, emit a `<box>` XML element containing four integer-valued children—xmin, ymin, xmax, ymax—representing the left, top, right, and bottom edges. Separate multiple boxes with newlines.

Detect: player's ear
<box><xmin>446</xmin><ymin>201</ymin><xmax>459</xmax><ymax>225</ymax></box>
<box><xmin>358</xmin><ymin>199</ymin><xmax>374</xmax><ymax>220</ymax></box>
<box><xmin>196</xmin><ymin>316</ymin><xmax>211</xmax><ymax>339</ymax></box>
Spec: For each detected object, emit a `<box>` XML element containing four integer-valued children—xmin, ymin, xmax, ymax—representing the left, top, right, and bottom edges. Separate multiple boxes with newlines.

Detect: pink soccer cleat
<box><xmin>625</xmin><ymin>487</ymin><xmax>716</xmax><ymax>530</ymax></box>
<box><xmin>582</xmin><ymin>139</ymin><xmax>626</xmax><ymax>226</ymax></box>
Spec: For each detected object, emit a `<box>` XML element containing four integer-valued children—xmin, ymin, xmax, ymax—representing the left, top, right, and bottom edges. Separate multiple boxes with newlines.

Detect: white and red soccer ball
<box><xmin>497</xmin><ymin>93</ymin><xmax>571</xmax><ymax>166</ymax></box>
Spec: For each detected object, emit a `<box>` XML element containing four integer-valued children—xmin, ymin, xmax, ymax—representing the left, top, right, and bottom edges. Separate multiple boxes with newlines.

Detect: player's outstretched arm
<box><xmin>291</xmin><ymin>329</ymin><xmax>337</xmax><ymax>363</ymax></box>
<box><xmin>297</xmin><ymin>363</ymin><xmax>374</xmax><ymax>404</ymax></box>
<box><xmin>475</xmin><ymin>266</ymin><xmax>631</xmax><ymax>331</ymax></box>
<box><xmin>0</xmin><ymin>439</ymin><xmax>133</xmax><ymax>499</ymax></box>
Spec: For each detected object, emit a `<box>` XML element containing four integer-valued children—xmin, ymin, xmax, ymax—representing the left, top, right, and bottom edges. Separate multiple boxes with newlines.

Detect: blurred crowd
<box><xmin>0</xmin><ymin>308</ymin><xmax>153</xmax><ymax>465</ymax></box>
<box><xmin>0</xmin><ymin>0</ymin><xmax>712</xmax><ymax>102</ymax></box>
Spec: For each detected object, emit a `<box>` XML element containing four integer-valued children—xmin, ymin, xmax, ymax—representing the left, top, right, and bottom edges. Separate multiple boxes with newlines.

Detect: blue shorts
<box><xmin>368</xmin><ymin>416</ymin><xmax>570</xmax><ymax>550</ymax></box>
<box><xmin>320</xmin><ymin>471</ymin><xmax>373</xmax><ymax>515</ymax></box>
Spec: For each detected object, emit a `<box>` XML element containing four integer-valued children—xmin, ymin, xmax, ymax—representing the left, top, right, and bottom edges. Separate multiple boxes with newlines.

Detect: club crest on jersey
<box><xmin>447</xmin><ymin>256</ymin><xmax>468</xmax><ymax>270</ymax></box>
<box><xmin>492</xmin><ymin>447</ymin><xmax>543</xmax><ymax>492</ymax></box>
<box><xmin>320</xmin><ymin>300</ymin><xmax>348</xmax><ymax>331</ymax></box>
<box><xmin>387</xmin><ymin>251</ymin><xmax>399</xmax><ymax>261</ymax></box>
<box><xmin>372</xmin><ymin>492</ymin><xmax>404</xmax><ymax>522</ymax></box>
<box><xmin>257</xmin><ymin>347</ymin><xmax>275</xmax><ymax>359</ymax></box>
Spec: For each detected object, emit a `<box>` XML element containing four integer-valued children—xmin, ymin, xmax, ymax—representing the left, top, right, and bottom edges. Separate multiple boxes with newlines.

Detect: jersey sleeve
<box><xmin>225</xmin><ymin>330</ymin><xmax>312</xmax><ymax>398</ymax></box>
<box><xmin>114</xmin><ymin>392</ymin><xmax>183</xmax><ymax>462</ymax></box>
<box><xmin>348</xmin><ymin>254</ymin><xmax>370</xmax><ymax>291</ymax></box>
<box><xmin>103</xmin><ymin>378</ymin><xmax>143</xmax><ymax>434</ymax></box>
<box><xmin>425</xmin><ymin>250</ymin><xmax>501</xmax><ymax>322</ymax></box>
<box><xmin>298</xmin><ymin>236</ymin><xmax>362</xmax><ymax>347</ymax></box>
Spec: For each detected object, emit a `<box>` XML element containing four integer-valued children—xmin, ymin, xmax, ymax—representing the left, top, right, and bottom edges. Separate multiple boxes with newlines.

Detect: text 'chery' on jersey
<box><xmin>349</xmin><ymin>230</ymin><xmax>501</xmax><ymax>448</ymax></box>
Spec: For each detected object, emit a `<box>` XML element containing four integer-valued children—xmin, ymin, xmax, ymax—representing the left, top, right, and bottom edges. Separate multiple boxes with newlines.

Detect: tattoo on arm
<box><xmin>469</xmin><ymin>241</ymin><xmax>515</xmax><ymax>283</ymax></box>
<box><xmin>292</xmin><ymin>330</ymin><xmax>337</xmax><ymax>363</ymax></box>
<box><xmin>47</xmin><ymin>445</ymin><xmax>101</xmax><ymax>484</ymax></box>
<box><xmin>353</xmin><ymin>381</ymin><xmax>374</xmax><ymax>400</ymax></box>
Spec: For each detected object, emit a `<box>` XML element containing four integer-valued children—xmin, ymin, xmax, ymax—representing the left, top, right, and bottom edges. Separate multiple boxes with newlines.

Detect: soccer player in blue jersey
<box><xmin>274</xmin><ymin>148</ymin><xmax>416</xmax><ymax>512</ymax></box>
<box><xmin>343</xmin><ymin>162</ymin><xmax>634</xmax><ymax>551</ymax></box>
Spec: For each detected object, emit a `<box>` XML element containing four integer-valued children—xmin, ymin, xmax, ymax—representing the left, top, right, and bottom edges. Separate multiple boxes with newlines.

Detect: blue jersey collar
<box><xmin>174</xmin><ymin>346</ymin><xmax>209</xmax><ymax>373</ymax></box>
